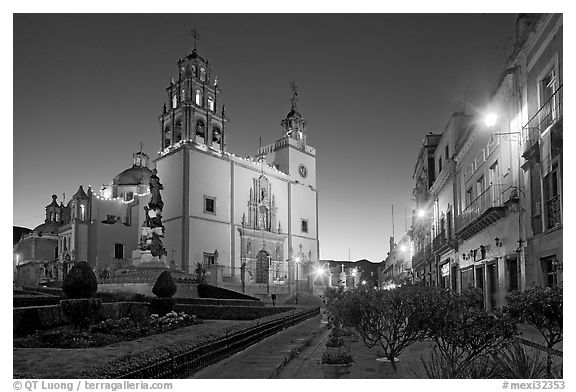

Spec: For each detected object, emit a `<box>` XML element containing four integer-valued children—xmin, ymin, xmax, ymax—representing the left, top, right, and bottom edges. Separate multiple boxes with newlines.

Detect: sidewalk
<box><xmin>190</xmin><ymin>314</ymin><xmax>328</xmax><ymax>378</ymax></box>
<box><xmin>517</xmin><ymin>324</ymin><xmax>563</xmax><ymax>354</ymax></box>
<box><xmin>276</xmin><ymin>332</ymin><xmax>433</xmax><ymax>379</ymax></box>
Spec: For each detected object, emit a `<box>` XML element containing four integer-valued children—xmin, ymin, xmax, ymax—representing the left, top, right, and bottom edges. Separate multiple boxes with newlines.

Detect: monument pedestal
<box><xmin>205</xmin><ymin>264</ymin><xmax>224</xmax><ymax>285</ymax></box>
<box><xmin>131</xmin><ymin>250</ymin><xmax>168</xmax><ymax>269</ymax></box>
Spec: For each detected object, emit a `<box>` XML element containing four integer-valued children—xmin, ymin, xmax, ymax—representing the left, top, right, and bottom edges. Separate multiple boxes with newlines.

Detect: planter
<box><xmin>322</xmin><ymin>363</ymin><xmax>352</xmax><ymax>379</ymax></box>
<box><xmin>324</xmin><ymin>346</ymin><xmax>348</xmax><ymax>356</ymax></box>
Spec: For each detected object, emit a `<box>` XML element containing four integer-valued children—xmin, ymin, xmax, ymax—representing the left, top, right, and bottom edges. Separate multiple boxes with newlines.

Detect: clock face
<box><xmin>298</xmin><ymin>164</ymin><xmax>308</xmax><ymax>178</ymax></box>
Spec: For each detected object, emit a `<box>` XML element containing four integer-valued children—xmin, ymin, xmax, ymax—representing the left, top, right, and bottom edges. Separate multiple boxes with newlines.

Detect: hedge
<box><xmin>13</xmin><ymin>302</ymin><xmax>150</xmax><ymax>336</ymax></box>
<box><xmin>174</xmin><ymin>304</ymin><xmax>293</xmax><ymax>320</ymax></box>
<box><xmin>196</xmin><ymin>284</ymin><xmax>260</xmax><ymax>301</ymax></box>
<box><xmin>14</xmin><ymin>296</ymin><xmax>61</xmax><ymax>308</ymax></box>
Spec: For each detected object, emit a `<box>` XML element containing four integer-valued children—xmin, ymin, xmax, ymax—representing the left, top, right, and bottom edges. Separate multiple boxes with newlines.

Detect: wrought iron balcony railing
<box><xmin>546</xmin><ymin>194</ymin><xmax>562</xmax><ymax>229</ymax></box>
<box><xmin>433</xmin><ymin>230</ymin><xmax>448</xmax><ymax>250</ymax></box>
<box><xmin>456</xmin><ymin>184</ymin><xmax>508</xmax><ymax>233</ymax></box>
<box><xmin>522</xmin><ymin>85</ymin><xmax>562</xmax><ymax>150</ymax></box>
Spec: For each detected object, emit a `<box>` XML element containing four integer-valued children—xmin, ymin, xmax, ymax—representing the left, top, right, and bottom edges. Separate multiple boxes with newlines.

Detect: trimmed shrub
<box><xmin>62</xmin><ymin>261</ymin><xmax>98</xmax><ymax>299</ymax></box>
<box><xmin>149</xmin><ymin>297</ymin><xmax>176</xmax><ymax>317</ymax></box>
<box><xmin>152</xmin><ymin>271</ymin><xmax>177</xmax><ymax>298</ymax></box>
<box><xmin>174</xmin><ymin>304</ymin><xmax>293</xmax><ymax>320</ymax></box>
<box><xmin>60</xmin><ymin>298</ymin><xmax>102</xmax><ymax>329</ymax></box>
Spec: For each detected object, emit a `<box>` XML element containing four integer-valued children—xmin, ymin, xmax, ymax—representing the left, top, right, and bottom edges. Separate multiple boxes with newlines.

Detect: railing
<box><xmin>546</xmin><ymin>194</ymin><xmax>562</xmax><ymax>229</ymax></box>
<box><xmin>456</xmin><ymin>184</ymin><xmax>507</xmax><ymax>232</ymax></box>
<box><xmin>433</xmin><ymin>230</ymin><xmax>447</xmax><ymax>250</ymax></box>
<box><xmin>522</xmin><ymin>85</ymin><xmax>562</xmax><ymax>150</ymax></box>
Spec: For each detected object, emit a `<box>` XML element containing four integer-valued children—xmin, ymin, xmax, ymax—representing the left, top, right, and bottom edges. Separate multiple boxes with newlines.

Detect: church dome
<box><xmin>113</xmin><ymin>166</ymin><xmax>154</xmax><ymax>186</ymax></box>
<box><xmin>33</xmin><ymin>221</ymin><xmax>59</xmax><ymax>236</ymax></box>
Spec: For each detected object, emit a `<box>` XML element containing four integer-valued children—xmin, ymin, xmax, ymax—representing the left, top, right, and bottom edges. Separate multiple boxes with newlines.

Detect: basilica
<box><xmin>14</xmin><ymin>45</ymin><xmax>319</xmax><ymax>291</ymax></box>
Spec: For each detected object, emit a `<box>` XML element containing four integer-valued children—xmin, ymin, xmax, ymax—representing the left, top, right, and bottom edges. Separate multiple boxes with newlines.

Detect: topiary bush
<box><xmin>60</xmin><ymin>261</ymin><xmax>101</xmax><ymax>329</ymax></box>
<box><xmin>62</xmin><ymin>261</ymin><xmax>98</xmax><ymax>299</ymax></box>
<box><xmin>60</xmin><ymin>298</ymin><xmax>102</xmax><ymax>329</ymax></box>
<box><xmin>152</xmin><ymin>271</ymin><xmax>177</xmax><ymax>298</ymax></box>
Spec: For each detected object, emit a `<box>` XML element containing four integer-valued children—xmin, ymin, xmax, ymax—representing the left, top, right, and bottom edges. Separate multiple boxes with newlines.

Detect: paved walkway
<box><xmin>190</xmin><ymin>314</ymin><xmax>328</xmax><ymax>378</ymax></box>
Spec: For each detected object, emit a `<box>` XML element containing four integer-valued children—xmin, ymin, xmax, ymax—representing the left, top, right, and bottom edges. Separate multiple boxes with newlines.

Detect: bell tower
<box><xmin>159</xmin><ymin>30</ymin><xmax>227</xmax><ymax>153</ymax></box>
<box><xmin>272</xmin><ymin>82</ymin><xmax>317</xmax><ymax>189</ymax></box>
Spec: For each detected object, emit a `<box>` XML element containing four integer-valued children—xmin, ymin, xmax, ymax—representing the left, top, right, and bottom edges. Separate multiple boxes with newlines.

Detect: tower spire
<box><xmin>289</xmin><ymin>81</ymin><xmax>299</xmax><ymax>111</ymax></box>
<box><xmin>190</xmin><ymin>28</ymin><xmax>200</xmax><ymax>51</ymax></box>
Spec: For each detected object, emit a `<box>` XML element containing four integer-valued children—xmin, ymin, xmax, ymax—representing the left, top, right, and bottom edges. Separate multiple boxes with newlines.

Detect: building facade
<box><xmin>154</xmin><ymin>48</ymin><xmax>319</xmax><ymax>288</ymax></box>
<box><xmin>408</xmin><ymin>14</ymin><xmax>562</xmax><ymax>309</ymax></box>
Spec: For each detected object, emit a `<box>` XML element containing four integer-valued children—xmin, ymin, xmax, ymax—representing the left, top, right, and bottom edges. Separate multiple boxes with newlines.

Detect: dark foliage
<box><xmin>505</xmin><ymin>284</ymin><xmax>563</xmax><ymax>378</ymax></box>
<box><xmin>62</xmin><ymin>261</ymin><xmax>98</xmax><ymax>299</ymax></box>
<box><xmin>60</xmin><ymin>298</ymin><xmax>102</xmax><ymax>330</ymax></box>
<box><xmin>196</xmin><ymin>283</ymin><xmax>260</xmax><ymax>300</ymax></box>
<box><xmin>150</xmin><ymin>297</ymin><xmax>176</xmax><ymax>316</ymax></box>
<box><xmin>321</xmin><ymin>351</ymin><xmax>353</xmax><ymax>365</ymax></box>
<box><xmin>152</xmin><ymin>271</ymin><xmax>177</xmax><ymax>298</ymax></box>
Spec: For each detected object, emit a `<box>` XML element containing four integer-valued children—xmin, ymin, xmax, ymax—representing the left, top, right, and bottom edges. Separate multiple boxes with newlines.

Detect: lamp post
<box><xmin>295</xmin><ymin>256</ymin><xmax>300</xmax><ymax>304</ymax></box>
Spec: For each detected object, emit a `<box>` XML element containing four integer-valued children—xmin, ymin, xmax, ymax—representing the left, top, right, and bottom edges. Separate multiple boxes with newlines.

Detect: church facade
<box><xmin>155</xmin><ymin>48</ymin><xmax>319</xmax><ymax>286</ymax></box>
<box><xmin>14</xmin><ymin>44</ymin><xmax>320</xmax><ymax>290</ymax></box>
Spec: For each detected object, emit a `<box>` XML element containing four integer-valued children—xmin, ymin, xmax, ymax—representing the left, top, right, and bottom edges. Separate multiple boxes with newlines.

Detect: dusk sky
<box><xmin>13</xmin><ymin>13</ymin><xmax>518</xmax><ymax>262</ymax></box>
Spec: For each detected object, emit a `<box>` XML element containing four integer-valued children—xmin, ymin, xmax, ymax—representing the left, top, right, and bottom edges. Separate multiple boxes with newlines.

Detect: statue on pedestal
<box><xmin>139</xmin><ymin>169</ymin><xmax>167</xmax><ymax>259</ymax></box>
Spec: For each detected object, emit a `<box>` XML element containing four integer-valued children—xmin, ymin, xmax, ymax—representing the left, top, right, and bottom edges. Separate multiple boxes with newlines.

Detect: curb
<box><xmin>267</xmin><ymin>321</ymin><xmax>329</xmax><ymax>378</ymax></box>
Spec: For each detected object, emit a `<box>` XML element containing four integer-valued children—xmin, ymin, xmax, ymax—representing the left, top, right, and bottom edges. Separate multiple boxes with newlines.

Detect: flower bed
<box><xmin>14</xmin><ymin>312</ymin><xmax>201</xmax><ymax>349</ymax></box>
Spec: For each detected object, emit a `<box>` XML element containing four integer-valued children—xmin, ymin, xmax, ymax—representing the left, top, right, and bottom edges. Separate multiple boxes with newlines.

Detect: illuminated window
<box><xmin>208</xmin><ymin>96</ymin><xmax>215</xmax><ymax>111</ymax></box>
<box><xmin>200</xmin><ymin>68</ymin><xmax>206</xmax><ymax>82</ymax></box>
<box><xmin>172</xmin><ymin>94</ymin><xmax>177</xmax><ymax>109</ymax></box>
<box><xmin>195</xmin><ymin>90</ymin><xmax>202</xmax><ymax>106</ymax></box>
<box><xmin>181</xmin><ymin>89</ymin><xmax>186</xmax><ymax>102</ymax></box>
<box><xmin>80</xmin><ymin>204</ymin><xmax>86</xmax><ymax>221</ymax></box>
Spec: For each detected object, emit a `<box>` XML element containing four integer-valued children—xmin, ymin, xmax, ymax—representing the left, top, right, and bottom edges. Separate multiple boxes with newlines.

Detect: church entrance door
<box><xmin>256</xmin><ymin>250</ymin><xmax>269</xmax><ymax>284</ymax></box>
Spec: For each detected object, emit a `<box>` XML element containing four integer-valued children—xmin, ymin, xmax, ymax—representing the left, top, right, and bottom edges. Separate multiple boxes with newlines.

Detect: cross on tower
<box><xmin>139</xmin><ymin>142</ymin><xmax>144</xmax><ymax>153</ymax></box>
<box><xmin>190</xmin><ymin>28</ymin><xmax>200</xmax><ymax>50</ymax></box>
<box><xmin>289</xmin><ymin>81</ymin><xmax>299</xmax><ymax>110</ymax></box>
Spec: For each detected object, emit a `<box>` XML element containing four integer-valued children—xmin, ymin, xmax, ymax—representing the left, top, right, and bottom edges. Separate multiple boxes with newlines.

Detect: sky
<box><xmin>13</xmin><ymin>13</ymin><xmax>518</xmax><ymax>262</ymax></box>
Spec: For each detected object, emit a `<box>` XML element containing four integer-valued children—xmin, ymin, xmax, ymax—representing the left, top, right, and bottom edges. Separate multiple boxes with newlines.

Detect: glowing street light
<box><xmin>484</xmin><ymin>113</ymin><xmax>498</xmax><ymax>128</ymax></box>
<box><xmin>362</xmin><ymin>280</ymin><xmax>367</xmax><ymax>285</ymax></box>
<box><xmin>399</xmin><ymin>244</ymin><xmax>408</xmax><ymax>253</ymax></box>
<box><xmin>294</xmin><ymin>256</ymin><xmax>301</xmax><ymax>304</ymax></box>
<box><xmin>417</xmin><ymin>209</ymin><xmax>427</xmax><ymax>218</ymax></box>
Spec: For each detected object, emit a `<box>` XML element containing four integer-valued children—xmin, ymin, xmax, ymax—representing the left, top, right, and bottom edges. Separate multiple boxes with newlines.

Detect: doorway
<box><xmin>256</xmin><ymin>250</ymin><xmax>270</xmax><ymax>284</ymax></box>
<box><xmin>487</xmin><ymin>262</ymin><xmax>498</xmax><ymax>309</ymax></box>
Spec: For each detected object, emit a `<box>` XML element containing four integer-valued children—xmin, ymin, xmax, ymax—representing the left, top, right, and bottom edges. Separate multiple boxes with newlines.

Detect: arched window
<box><xmin>200</xmin><ymin>68</ymin><xmax>206</xmax><ymax>82</ymax></box>
<box><xmin>175</xmin><ymin>120</ymin><xmax>182</xmax><ymax>142</ymax></box>
<box><xmin>196</xmin><ymin>119</ymin><xmax>205</xmax><ymax>138</ymax></box>
<box><xmin>164</xmin><ymin>138</ymin><xmax>171</xmax><ymax>148</ymax></box>
<box><xmin>80</xmin><ymin>204</ymin><xmax>86</xmax><ymax>221</ymax></box>
<box><xmin>208</xmin><ymin>96</ymin><xmax>215</xmax><ymax>111</ymax></box>
<box><xmin>191</xmin><ymin>65</ymin><xmax>196</xmax><ymax>76</ymax></box>
<box><xmin>180</xmin><ymin>89</ymin><xmax>186</xmax><ymax>102</ymax></box>
<box><xmin>172</xmin><ymin>94</ymin><xmax>177</xmax><ymax>109</ymax></box>
<box><xmin>212</xmin><ymin>126</ymin><xmax>221</xmax><ymax>143</ymax></box>
<box><xmin>195</xmin><ymin>90</ymin><xmax>202</xmax><ymax>106</ymax></box>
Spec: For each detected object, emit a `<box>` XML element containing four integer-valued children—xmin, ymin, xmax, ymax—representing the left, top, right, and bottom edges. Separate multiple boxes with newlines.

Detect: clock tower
<box><xmin>270</xmin><ymin>82</ymin><xmax>317</xmax><ymax>189</ymax></box>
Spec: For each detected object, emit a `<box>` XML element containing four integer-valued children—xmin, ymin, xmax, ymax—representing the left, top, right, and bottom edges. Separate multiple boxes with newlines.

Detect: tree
<box><xmin>340</xmin><ymin>285</ymin><xmax>433</xmax><ymax>372</ymax></box>
<box><xmin>425</xmin><ymin>289</ymin><xmax>517</xmax><ymax>378</ymax></box>
<box><xmin>505</xmin><ymin>285</ymin><xmax>562</xmax><ymax>378</ymax></box>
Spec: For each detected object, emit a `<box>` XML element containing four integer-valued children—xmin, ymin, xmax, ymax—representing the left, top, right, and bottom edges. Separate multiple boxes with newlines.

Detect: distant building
<box><xmin>379</xmin><ymin>234</ymin><xmax>413</xmax><ymax>288</ymax></box>
<box><xmin>320</xmin><ymin>259</ymin><xmax>380</xmax><ymax>289</ymax></box>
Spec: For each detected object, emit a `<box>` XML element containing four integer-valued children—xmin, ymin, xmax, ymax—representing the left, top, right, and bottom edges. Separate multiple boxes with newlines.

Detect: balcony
<box><xmin>522</xmin><ymin>85</ymin><xmax>562</xmax><ymax>154</ymax></box>
<box><xmin>433</xmin><ymin>230</ymin><xmax>450</xmax><ymax>253</ymax></box>
<box><xmin>546</xmin><ymin>194</ymin><xmax>562</xmax><ymax>229</ymax></box>
<box><xmin>456</xmin><ymin>184</ymin><xmax>508</xmax><ymax>240</ymax></box>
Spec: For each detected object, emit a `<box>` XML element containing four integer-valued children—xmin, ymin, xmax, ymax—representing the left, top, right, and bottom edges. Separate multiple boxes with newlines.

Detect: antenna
<box><xmin>392</xmin><ymin>204</ymin><xmax>395</xmax><ymax>241</ymax></box>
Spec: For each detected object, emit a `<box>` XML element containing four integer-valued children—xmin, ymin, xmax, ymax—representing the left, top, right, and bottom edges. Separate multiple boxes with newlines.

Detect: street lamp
<box><xmin>294</xmin><ymin>256</ymin><xmax>301</xmax><ymax>304</ymax></box>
